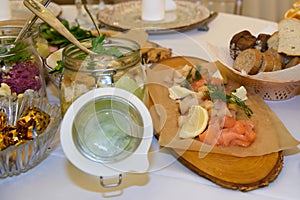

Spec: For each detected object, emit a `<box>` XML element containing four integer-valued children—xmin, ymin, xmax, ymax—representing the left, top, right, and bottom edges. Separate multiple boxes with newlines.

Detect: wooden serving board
<box><xmin>171</xmin><ymin>149</ymin><xmax>282</xmax><ymax>192</ymax></box>
<box><xmin>148</xmin><ymin>56</ymin><xmax>283</xmax><ymax>191</ymax></box>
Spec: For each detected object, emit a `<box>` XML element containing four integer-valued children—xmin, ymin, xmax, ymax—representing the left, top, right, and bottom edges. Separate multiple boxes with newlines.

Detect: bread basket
<box><xmin>215</xmin><ymin>61</ymin><xmax>300</xmax><ymax>100</ymax></box>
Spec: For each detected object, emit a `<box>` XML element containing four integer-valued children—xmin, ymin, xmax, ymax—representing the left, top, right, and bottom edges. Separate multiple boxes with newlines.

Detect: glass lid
<box><xmin>60</xmin><ymin>88</ymin><xmax>153</xmax><ymax>177</ymax></box>
<box><xmin>72</xmin><ymin>95</ymin><xmax>143</xmax><ymax>163</ymax></box>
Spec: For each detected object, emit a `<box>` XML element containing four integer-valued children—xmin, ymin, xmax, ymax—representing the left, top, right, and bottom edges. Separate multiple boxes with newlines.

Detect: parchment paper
<box><xmin>147</xmin><ymin>59</ymin><xmax>300</xmax><ymax>157</ymax></box>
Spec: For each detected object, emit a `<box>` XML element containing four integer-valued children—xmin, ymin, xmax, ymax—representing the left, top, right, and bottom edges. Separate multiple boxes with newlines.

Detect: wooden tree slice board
<box><xmin>171</xmin><ymin>149</ymin><xmax>283</xmax><ymax>192</ymax></box>
<box><xmin>149</xmin><ymin>56</ymin><xmax>284</xmax><ymax>191</ymax></box>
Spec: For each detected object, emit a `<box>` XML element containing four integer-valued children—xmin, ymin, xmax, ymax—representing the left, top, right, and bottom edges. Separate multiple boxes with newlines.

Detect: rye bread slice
<box><xmin>255</xmin><ymin>33</ymin><xmax>271</xmax><ymax>52</ymax></box>
<box><xmin>230</xmin><ymin>30</ymin><xmax>256</xmax><ymax>59</ymax></box>
<box><xmin>233</xmin><ymin>49</ymin><xmax>263</xmax><ymax>75</ymax></box>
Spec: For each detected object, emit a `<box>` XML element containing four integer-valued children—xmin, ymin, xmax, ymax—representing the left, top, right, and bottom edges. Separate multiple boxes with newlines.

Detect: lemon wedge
<box><xmin>115</xmin><ymin>76</ymin><xmax>144</xmax><ymax>100</ymax></box>
<box><xmin>179</xmin><ymin>105</ymin><xmax>209</xmax><ymax>139</ymax></box>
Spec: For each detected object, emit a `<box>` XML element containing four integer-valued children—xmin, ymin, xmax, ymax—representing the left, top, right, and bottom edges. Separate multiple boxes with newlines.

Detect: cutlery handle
<box><xmin>23</xmin><ymin>0</ymin><xmax>92</xmax><ymax>54</ymax></box>
<box><xmin>15</xmin><ymin>0</ymin><xmax>51</xmax><ymax>42</ymax></box>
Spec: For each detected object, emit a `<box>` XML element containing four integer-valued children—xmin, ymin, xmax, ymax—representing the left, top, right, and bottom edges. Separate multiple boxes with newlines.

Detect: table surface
<box><xmin>1</xmin><ymin>5</ymin><xmax>300</xmax><ymax>200</ymax></box>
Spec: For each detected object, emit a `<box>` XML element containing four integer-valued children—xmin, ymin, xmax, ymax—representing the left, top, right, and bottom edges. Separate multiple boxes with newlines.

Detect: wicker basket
<box><xmin>215</xmin><ymin>61</ymin><xmax>300</xmax><ymax>101</ymax></box>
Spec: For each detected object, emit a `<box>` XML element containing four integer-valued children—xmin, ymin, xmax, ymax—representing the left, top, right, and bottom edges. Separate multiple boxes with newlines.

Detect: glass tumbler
<box><xmin>0</xmin><ymin>26</ymin><xmax>46</xmax><ymax>98</ymax></box>
<box><xmin>60</xmin><ymin>37</ymin><xmax>147</xmax><ymax>116</ymax></box>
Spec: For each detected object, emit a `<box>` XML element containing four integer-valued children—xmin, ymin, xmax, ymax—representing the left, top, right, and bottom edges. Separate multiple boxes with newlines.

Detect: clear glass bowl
<box><xmin>0</xmin><ymin>93</ymin><xmax>61</xmax><ymax>177</ymax></box>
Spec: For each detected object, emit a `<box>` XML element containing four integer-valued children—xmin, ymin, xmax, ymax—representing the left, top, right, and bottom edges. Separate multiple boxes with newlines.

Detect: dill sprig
<box><xmin>227</xmin><ymin>93</ymin><xmax>253</xmax><ymax>117</ymax></box>
<box><xmin>206</xmin><ymin>84</ymin><xmax>253</xmax><ymax>117</ymax></box>
<box><xmin>185</xmin><ymin>65</ymin><xmax>202</xmax><ymax>82</ymax></box>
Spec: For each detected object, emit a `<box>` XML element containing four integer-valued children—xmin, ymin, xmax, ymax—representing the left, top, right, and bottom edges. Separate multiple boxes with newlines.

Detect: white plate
<box><xmin>45</xmin><ymin>48</ymin><xmax>63</xmax><ymax>70</ymax></box>
<box><xmin>98</xmin><ymin>1</ymin><xmax>210</xmax><ymax>34</ymax></box>
<box><xmin>10</xmin><ymin>1</ymin><xmax>62</xmax><ymax>20</ymax></box>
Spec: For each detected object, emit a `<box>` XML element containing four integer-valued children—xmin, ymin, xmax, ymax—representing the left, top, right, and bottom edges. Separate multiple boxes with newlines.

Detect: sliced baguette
<box><xmin>272</xmin><ymin>58</ymin><xmax>283</xmax><ymax>71</ymax></box>
<box><xmin>259</xmin><ymin>52</ymin><xmax>274</xmax><ymax>72</ymax></box>
<box><xmin>233</xmin><ymin>49</ymin><xmax>263</xmax><ymax>75</ymax></box>
<box><xmin>265</xmin><ymin>48</ymin><xmax>285</xmax><ymax>66</ymax></box>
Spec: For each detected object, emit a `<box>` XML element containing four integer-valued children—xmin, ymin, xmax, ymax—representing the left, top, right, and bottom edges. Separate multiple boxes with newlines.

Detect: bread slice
<box><xmin>272</xmin><ymin>57</ymin><xmax>283</xmax><ymax>71</ymax></box>
<box><xmin>230</xmin><ymin>30</ymin><xmax>256</xmax><ymax>59</ymax></box>
<box><xmin>255</xmin><ymin>33</ymin><xmax>271</xmax><ymax>52</ymax></box>
<box><xmin>278</xmin><ymin>18</ymin><xmax>300</xmax><ymax>56</ymax></box>
<box><xmin>233</xmin><ymin>49</ymin><xmax>263</xmax><ymax>75</ymax></box>
<box><xmin>267</xmin><ymin>31</ymin><xmax>279</xmax><ymax>51</ymax></box>
<box><xmin>265</xmin><ymin>48</ymin><xmax>284</xmax><ymax>66</ymax></box>
<box><xmin>259</xmin><ymin>52</ymin><xmax>274</xmax><ymax>72</ymax></box>
<box><xmin>285</xmin><ymin>56</ymin><xmax>300</xmax><ymax>68</ymax></box>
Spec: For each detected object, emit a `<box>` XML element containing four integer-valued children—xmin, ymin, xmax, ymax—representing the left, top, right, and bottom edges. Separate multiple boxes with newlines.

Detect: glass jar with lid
<box><xmin>0</xmin><ymin>26</ymin><xmax>46</xmax><ymax>98</ymax></box>
<box><xmin>60</xmin><ymin>37</ymin><xmax>147</xmax><ymax>115</ymax></box>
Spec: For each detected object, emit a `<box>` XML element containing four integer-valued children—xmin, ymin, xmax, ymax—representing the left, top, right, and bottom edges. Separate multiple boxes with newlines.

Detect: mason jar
<box><xmin>0</xmin><ymin>26</ymin><xmax>46</xmax><ymax>98</ymax></box>
<box><xmin>0</xmin><ymin>20</ymin><xmax>50</xmax><ymax>59</ymax></box>
<box><xmin>60</xmin><ymin>37</ymin><xmax>147</xmax><ymax>115</ymax></box>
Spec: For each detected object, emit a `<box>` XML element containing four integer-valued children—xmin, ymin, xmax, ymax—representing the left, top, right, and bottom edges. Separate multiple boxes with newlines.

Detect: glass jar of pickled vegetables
<box><xmin>0</xmin><ymin>20</ymin><xmax>50</xmax><ymax>59</ymax></box>
<box><xmin>60</xmin><ymin>37</ymin><xmax>147</xmax><ymax>115</ymax></box>
<box><xmin>0</xmin><ymin>27</ymin><xmax>46</xmax><ymax>98</ymax></box>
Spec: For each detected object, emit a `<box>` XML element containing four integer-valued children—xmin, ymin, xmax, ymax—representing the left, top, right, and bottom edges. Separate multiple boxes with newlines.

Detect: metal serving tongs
<box><xmin>23</xmin><ymin>0</ymin><xmax>94</xmax><ymax>55</ymax></box>
<box><xmin>14</xmin><ymin>0</ymin><xmax>51</xmax><ymax>42</ymax></box>
<box><xmin>82</xmin><ymin>0</ymin><xmax>101</xmax><ymax>36</ymax></box>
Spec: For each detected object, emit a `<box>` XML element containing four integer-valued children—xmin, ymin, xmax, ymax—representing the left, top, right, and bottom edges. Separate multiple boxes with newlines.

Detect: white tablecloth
<box><xmin>1</xmin><ymin>5</ymin><xmax>299</xmax><ymax>200</ymax></box>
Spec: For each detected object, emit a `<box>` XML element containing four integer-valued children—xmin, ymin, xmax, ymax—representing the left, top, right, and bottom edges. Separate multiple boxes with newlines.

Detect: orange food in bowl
<box><xmin>284</xmin><ymin>8</ymin><xmax>300</xmax><ymax>19</ymax></box>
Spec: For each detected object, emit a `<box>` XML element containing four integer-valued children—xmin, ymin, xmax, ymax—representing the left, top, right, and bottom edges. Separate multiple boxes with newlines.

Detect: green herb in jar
<box><xmin>91</xmin><ymin>35</ymin><xmax>123</xmax><ymax>58</ymax></box>
<box><xmin>49</xmin><ymin>35</ymin><xmax>124</xmax><ymax>73</ymax></box>
<box><xmin>0</xmin><ymin>42</ymin><xmax>32</xmax><ymax>66</ymax></box>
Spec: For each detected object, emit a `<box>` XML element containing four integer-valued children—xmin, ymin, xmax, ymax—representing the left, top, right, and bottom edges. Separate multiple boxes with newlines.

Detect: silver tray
<box><xmin>97</xmin><ymin>1</ymin><xmax>210</xmax><ymax>34</ymax></box>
